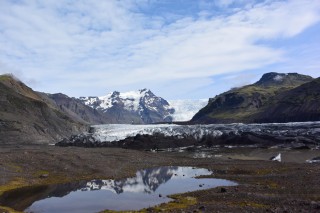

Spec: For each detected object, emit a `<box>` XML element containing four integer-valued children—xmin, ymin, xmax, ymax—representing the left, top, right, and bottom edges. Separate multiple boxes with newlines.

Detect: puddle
<box><xmin>0</xmin><ymin>167</ymin><xmax>237</xmax><ymax>213</ymax></box>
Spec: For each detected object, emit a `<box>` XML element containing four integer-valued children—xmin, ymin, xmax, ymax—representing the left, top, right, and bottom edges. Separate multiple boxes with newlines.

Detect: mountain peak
<box><xmin>0</xmin><ymin>73</ymin><xmax>20</xmax><ymax>82</ymax></box>
<box><xmin>139</xmin><ymin>88</ymin><xmax>150</xmax><ymax>93</ymax></box>
<box><xmin>50</xmin><ymin>93</ymin><xmax>70</xmax><ymax>99</ymax></box>
<box><xmin>255</xmin><ymin>72</ymin><xmax>313</xmax><ymax>87</ymax></box>
<box><xmin>0</xmin><ymin>73</ymin><xmax>43</xmax><ymax>101</ymax></box>
<box><xmin>111</xmin><ymin>91</ymin><xmax>120</xmax><ymax>97</ymax></box>
<box><xmin>79</xmin><ymin>89</ymin><xmax>175</xmax><ymax>124</ymax></box>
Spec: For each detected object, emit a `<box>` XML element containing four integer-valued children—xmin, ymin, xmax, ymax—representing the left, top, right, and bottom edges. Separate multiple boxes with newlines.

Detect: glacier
<box><xmin>168</xmin><ymin>99</ymin><xmax>208</xmax><ymax>121</ymax></box>
<box><xmin>56</xmin><ymin>121</ymin><xmax>320</xmax><ymax>149</ymax></box>
<box><xmin>91</xmin><ymin>121</ymin><xmax>320</xmax><ymax>143</ymax></box>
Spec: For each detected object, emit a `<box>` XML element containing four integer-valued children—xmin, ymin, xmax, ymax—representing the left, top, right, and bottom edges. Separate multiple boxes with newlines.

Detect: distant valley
<box><xmin>0</xmin><ymin>74</ymin><xmax>206</xmax><ymax>144</ymax></box>
<box><xmin>0</xmin><ymin>72</ymin><xmax>320</xmax><ymax>144</ymax></box>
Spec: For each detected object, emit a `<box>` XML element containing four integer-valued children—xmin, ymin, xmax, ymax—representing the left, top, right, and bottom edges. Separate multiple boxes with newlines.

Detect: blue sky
<box><xmin>0</xmin><ymin>0</ymin><xmax>319</xmax><ymax>99</ymax></box>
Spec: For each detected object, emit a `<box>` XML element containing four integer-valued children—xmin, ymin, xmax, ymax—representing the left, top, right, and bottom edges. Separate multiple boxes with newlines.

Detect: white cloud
<box><xmin>0</xmin><ymin>0</ymin><xmax>319</xmax><ymax>98</ymax></box>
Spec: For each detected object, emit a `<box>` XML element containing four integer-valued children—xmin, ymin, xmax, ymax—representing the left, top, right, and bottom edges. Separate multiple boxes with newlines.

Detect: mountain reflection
<box><xmin>0</xmin><ymin>166</ymin><xmax>214</xmax><ymax>212</ymax></box>
<box><xmin>82</xmin><ymin>166</ymin><xmax>179</xmax><ymax>194</ymax></box>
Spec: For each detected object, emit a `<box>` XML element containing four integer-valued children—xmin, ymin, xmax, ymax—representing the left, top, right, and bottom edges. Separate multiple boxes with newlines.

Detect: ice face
<box><xmin>168</xmin><ymin>99</ymin><xmax>208</xmax><ymax>121</ymax></box>
<box><xmin>91</xmin><ymin>121</ymin><xmax>320</xmax><ymax>143</ymax></box>
<box><xmin>92</xmin><ymin>124</ymin><xmax>225</xmax><ymax>142</ymax></box>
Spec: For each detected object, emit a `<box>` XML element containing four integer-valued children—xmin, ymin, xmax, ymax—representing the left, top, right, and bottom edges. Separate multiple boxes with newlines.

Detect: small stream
<box><xmin>0</xmin><ymin>166</ymin><xmax>237</xmax><ymax>213</ymax></box>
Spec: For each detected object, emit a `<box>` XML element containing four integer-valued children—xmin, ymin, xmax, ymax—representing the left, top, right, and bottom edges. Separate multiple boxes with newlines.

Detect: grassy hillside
<box><xmin>253</xmin><ymin>77</ymin><xmax>320</xmax><ymax>122</ymax></box>
<box><xmin>192</xmin><ymin>72</ymin><xmax>315</xmax><ymax>123</ymax></box>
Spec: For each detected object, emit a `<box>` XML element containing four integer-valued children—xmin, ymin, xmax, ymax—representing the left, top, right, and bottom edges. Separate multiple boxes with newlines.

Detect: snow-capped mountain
<box><xmin>79</xmin><ymin>89</ymin><xmax>174</xmax><ymax>124</ymax></box>
<box><xmin>79</xmin><ymin>89</ymin><xmax>208</xmax><ymax>124</ymax></box>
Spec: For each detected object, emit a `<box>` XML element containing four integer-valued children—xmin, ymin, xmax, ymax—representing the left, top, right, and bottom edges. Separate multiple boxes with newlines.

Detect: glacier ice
<box><xmin>91</xmin><ymin>121</ymin><xmax>320</xmax><ymax>143</ymax></box>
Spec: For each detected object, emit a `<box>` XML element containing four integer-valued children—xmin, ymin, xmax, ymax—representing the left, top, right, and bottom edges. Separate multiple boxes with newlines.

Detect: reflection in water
<box><xmin>0</xmin><ymin>167</ymin><xmax>237</xmax><ymax>213</ymax></box>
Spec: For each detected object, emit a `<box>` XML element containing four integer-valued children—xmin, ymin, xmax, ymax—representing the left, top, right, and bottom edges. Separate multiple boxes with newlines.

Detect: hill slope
<box><xmin>0</xmin><ymin>74</ymin><xmax>87</xmax><ymax>144</ymax></box>
<box><xmin>253</xmin><ymin>77</ymin><xmax>320</xmax><ymax>122</ymax></box>
<box><xmin>46</xmin><ymin>93</ymin><xmax>111</xmax><ymax>124</ymax></box>
<box><xmin>192</xmin><ymin>72</ymin><xmax>316</xmax><ymax>123</ymax></box>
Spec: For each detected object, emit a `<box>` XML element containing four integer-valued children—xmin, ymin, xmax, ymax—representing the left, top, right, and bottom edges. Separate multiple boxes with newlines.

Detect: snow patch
<box><xmin>99</xmin><ymin>90</ymin><xmax>143</xmax><ymax>111</ymax></box>
<box><xmin>273</xmin><ymin>75</ymin><xmax>284</xmax><ymax>81</ymax></box>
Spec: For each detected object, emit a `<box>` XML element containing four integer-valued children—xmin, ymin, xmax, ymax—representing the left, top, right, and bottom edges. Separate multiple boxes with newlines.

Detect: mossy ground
<box><xmin>0</xmin><ymin>178</ymin><xmax>27</xmax><ymax>197</ymax></box>
<box><xmin>101</xmin><ymin>195</ymin><xmax>197</xmax><ymax>213</ymax></box>
<box><xmin>150</xmin><ymin>195</ymin><xmax>197</xmax><ymax>212</ymax></box>
<box><xmin>0</xmin><ymin>206</ymin><xmax>23</xmax><ymax>213</ymax></box>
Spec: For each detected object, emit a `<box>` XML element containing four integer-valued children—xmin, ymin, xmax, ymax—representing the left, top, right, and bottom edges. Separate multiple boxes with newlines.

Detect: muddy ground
<box><xmin>0</xmin><ymin>145</ymin><xmax>319</xmax><ymax>213</ymax></box>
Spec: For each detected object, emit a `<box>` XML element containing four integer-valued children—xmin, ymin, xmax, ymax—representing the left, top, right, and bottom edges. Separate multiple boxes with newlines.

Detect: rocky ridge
<box><xmin>46</xmin><ymin>93</ymin><xmax>111</xmax><ymax>124</ymax></box>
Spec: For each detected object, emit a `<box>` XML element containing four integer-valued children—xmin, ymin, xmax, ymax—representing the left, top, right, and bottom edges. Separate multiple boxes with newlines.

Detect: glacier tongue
<box><xmin>91</xmin><ymin>122</ymin><xmax>320</xmax><ymax>143</ymax></box>
<box><xmin>168</xmin><ymin>99</ymin><xmax>208</xmax><ymax>121</ymax></box>
<box><xmin>92</xmin><ymin>124</ymin><xmax>224</xmax><ymax>142</ymax></box>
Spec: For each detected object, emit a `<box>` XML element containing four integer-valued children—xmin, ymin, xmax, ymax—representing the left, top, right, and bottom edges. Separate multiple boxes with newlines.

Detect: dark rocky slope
<box><xmin>192</xmin><ymin>72</ymin><xmax>316</xmax><ymax>123</ymax></box>
<box><xmin>0</xmin><ymin>74</ymin><xmax>87</xmax><ymax>144</ymax></box>
<box><xmin>45</xmin><ymin>93</ymin><xmax>111</xmax><ymax>124</ymax></box>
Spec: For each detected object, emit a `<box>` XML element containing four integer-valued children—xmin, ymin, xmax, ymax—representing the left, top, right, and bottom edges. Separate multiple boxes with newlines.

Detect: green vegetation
<box><xmin>151</xmin><ymin>195</ymin><xmax>197</xmax><ymax>212</ymax></box>
<box><xmin>33</xmin><ymin>170</ymin><xmax>49</xmax><ymax>177</ymax></box>
<box><xmin>208</xmin><ymin>109</ymin><xmax>256</xmax><ymax>120</ymax></box>
<box><xmin>193</xmin><ymin>74</ymin><xmax>320</xmax><ymax>123</ymax></box>
<box><xmin>6</xmin><ymin>164</ymin><xmax>23</xmax><ymax>173</ymax></box>
<box><xmin>229</xmin><ymin>201</ymin><xmax>269</xmax><ymax>209</ymax></box>
<box><xmin>0</xmin><ymin>206</ymin><xmax>23</xmax><ymax>213</ymax></box>
<box><xmin>0</xmin><ymin>178</ymin><xmax>27</xmax><ymax>196</ymax></box>
<box><xmin>101</xmin><ymin>195</ymin><xmax>197</xmax><ymax>213</ymax></box>
<box><xmin>0</xmin><ymin>74</ymin><xmax>14</xmax><ymax>81</ymax></box>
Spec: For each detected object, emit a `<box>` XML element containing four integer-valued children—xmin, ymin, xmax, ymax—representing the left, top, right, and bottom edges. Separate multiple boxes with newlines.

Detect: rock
<box><xmin>311</xmin><ymin>201</ymin><xmax>320</xmax><ymax>209</ymax></box>
<box><xmin>306</xmin><ymin>156</ymin><xmax>320</xmax><ymax>163</ymax></box>
<box><xmin>198</xmin><ymin>205</ymin><xmax>205</xmax><ymax>211</ymax></box>
<box><xmin>39</xmin><ymin>174</ymin><xmax>49</xmax><ymax>178</ymax></box>
<box><xmin>270</xmin><ymin>153</ymin><xmax>281</xmax><ymax>162</ymax></box>
<box><xmin>159</xmin><ymin>194</ymin><xmax>162</xmax><ymax>197</ymax></box>
<box><xmin>291</xmin><ymin>143</ymin><xmax>310</xmax><ymax>150</ymax></box>
<box><xmin>220</xmin><ymin>187</ymin><xmax>227</xmax><ymax>193</ymax></box>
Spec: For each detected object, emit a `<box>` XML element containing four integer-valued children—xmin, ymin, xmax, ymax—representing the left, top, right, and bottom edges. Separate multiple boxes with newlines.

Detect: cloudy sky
<box><xmin>0</xmin><ymin>0</ymin><xmax>319</xmax><ymax>99</ymax></box>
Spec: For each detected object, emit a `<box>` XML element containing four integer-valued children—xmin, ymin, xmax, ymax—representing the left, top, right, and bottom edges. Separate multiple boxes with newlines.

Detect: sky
<box><xmin>0</xmin><ymin>0</ymin><xmax>320</xmax><ymax>99</ymax></box>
